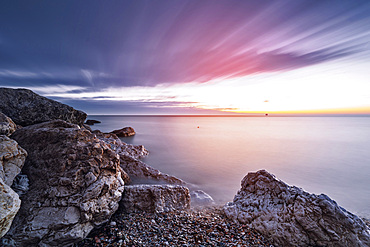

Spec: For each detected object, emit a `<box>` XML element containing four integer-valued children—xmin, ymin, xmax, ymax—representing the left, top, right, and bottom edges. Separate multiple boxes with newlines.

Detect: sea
<box><xmin>89</xmin><ymin>116</ymin><xmax>370</xmax><ymax>218</ymax></box>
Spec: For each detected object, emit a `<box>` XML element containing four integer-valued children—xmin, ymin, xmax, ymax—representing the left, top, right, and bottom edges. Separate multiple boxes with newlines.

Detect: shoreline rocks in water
<box><xmin>1</xmin><ymin>88</ymin><xmax>369</xmax><ymax>246</ymax></box>
<box><xmin>85</xmin><ymin>119</ymin><xmax>101</xmax><ymax>125</ymax></box>
<box><xmin>111</xmin><ymin>127</ymin><xmax>136</xmax><ymax>137</ymax></box>
<box><xmin>223</xmin><ymin>170</ymin><xmax>370</xmax><ymax>247</ymax></box>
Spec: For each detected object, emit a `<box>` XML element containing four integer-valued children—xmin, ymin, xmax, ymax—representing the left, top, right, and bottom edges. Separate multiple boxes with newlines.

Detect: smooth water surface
<box><xmin>90</xmin><ymin>116</ymin><xmax>370</xmax><ymax>217</ymax></box>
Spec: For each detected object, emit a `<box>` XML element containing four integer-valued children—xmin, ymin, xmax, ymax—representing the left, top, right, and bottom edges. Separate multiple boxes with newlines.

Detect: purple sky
<box><xmin>1</xmin><ymin>0</ymin><xmax>370</xmax><ymax>114</ymax></box>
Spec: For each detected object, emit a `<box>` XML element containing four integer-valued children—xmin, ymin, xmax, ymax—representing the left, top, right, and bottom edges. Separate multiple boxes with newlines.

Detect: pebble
<box><xmin>74</xmin><ymin>206</ymin><xmax>274</xmax><ymax>247</ymax></box>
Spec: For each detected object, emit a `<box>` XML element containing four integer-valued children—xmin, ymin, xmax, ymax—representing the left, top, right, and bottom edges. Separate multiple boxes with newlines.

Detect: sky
<box><xmin>1</xmin><ymin>0</ymin><xmax>370</xmax><ymax>115</ymax></box>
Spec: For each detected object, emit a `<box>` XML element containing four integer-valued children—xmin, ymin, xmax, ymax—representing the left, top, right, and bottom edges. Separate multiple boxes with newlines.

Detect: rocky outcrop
<box><xmin>85</xmin><ymin>119</ymin><xmax>101</xmax><ymax>125</ymax></box>
<box><xmin>0</xmin><ymin>135</ymin><xmax>27</xmax><ymax>187</ymax></box>
<box><xmin>223</xmin><ymin>170</ymin><xmax>370</xmax><ymax>247</ymax></box>
<box><xmin>93</xmin><ymin>130</ymin><xmax>148</xmax><ymax>160</ymax></box>
<box><xmin>0</xmin><ymin>179</ymin><xmax>21</xmax><ymax>238</ymax></box>
<box><xmin>0</xmin><ymin>134</ymin><xmax>26</xmax><ymax>238</ymax></box>
<box><xmin>0</xmin><ymin>88</ymin><xmax>86</xmax><ymax>126</ymax></box>
<box><xmin>190</xmin><ymin>190</ymin><xmax>215</xmax><ymax>206</ymax></box>
<box><xmin>111</xmin><ymin>127</ymin><xmax>135</xmax><ymax>137</ymax></box>
<box><xmin>3</xmin><ymin>120</ymin><xmax>125</xmax><ymax>246</ymax></box>
<box><xmin>0</xmin><ymin>113</ymin><xmax>17</xmax><ymax>136</ymax></box>
<box><xmin>120</xmin><ymin>185</ymin><xmax>190</xmax><ymax>213</ymax></box>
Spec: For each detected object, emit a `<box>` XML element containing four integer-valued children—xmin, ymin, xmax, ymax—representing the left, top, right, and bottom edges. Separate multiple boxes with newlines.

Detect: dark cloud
<box><xmin>1</xmin><ymin>0</ymin><xmax>370</xmax><ymax>89</ymax></box>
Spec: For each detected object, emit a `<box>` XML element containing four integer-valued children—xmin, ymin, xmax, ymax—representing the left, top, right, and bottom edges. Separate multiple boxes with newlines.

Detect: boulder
<box><xmin>0</xmin><ymin>113</ymin><xmax>17</xmax><ymax>136</ymax></box>
<box><xmin>85</xmin><ymin>119</ymin><xmax>101</xmax><ymax>125</ymax></box>
<box><xmin>190</xmin><ymin>190</ymin><xmax>215</xmax><ymax>206</ymax></box>
<box><xmin>3</xmin><ymin>120</ymin><xmax>125</xmax><ymax>246</ymax></box>
<box><xmin>0</xmin><ymin>179</ymin><xmax>21</xmax><ymax>238</ymax></box>
<box><xmin>111</xmin><ymin>127</ymin><xmax>135</xmax><ymax>137</ymax></box>
<box><xmin>93</xmin><ymin>130</ymin><xmax>148</xmax><ymax>160</ymax></box>
<box><xmin>120</xmin><ymin>184</ymin><xmax>190</xmax><ymax>213</ymax></box>
<box><xmin>0</xmin><ymin>135</ymin><xmax>27</xmax><ymax>187</ymax></box>
<box><xmin>0</xmin><ymin>88</ymin><xmax>87</xmax><ymax>126</ymax></box>
<box><xmin>223</xmin><ymin>170</ymin><xmax>370</xmax><ymax>247</ymax></box>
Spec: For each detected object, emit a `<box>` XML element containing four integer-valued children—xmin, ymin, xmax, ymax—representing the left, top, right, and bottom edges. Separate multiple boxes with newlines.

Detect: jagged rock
<box><xmin>3</xmin><ymin>120</ymin><xmax>125</xmax><ymax>246</ymax></box>
<box><xmin>223</xmin><ymin>170</ymin><xmax>370</xmax><ymax>247</ymax></box>
<box><xmin>190</xmin><ymin>190</ymin><xmax>215</xmax><ymax>206</ymax></box>
<box><xmin>0</xmin><ymin>88</ymin><xmax>87</xmax><ymax>126</ymax></box>
<box><xmin>120</xmin><ymin>184</ymin><xmax>190</xmax><ymax>213</ymax></box>
<box><xmin>0</xmin><ymin>135</ymin><xmax>27</xmax><ymax>187</ymax></box>
<box><xmin>0</xmin><ymin>178</ymin><xmax>21</xmax><ymax>238</ymax></box>
<box><xmin>120</xmin><ymin>154</ymin><xmax>185</xmax><ymax>185</ymax></box>
<box><xmin>93</xmin><ymin>130</ymin><xmax>148</xmax><ymax>159</ymax></box>
<box><xmin>0</xmin><ymin>113</ymin><xmax>17</xmax><ymax>136</ymax></box>
<box><xmin>85</xmin><ymin>119</ymin><xmax>101</xmax><ymax>125</ymax></box>
<box><xmin>111</xmin><ymin>126</ymin><xmax>135</xmax><ymax>137</ymax></box>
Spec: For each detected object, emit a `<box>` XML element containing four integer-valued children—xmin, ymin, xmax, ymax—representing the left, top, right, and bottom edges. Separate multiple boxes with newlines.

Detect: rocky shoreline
<box><xmin>1</xmin><ymin>87</ymin><xmax>370</xmax><ymax>246</ymax></box>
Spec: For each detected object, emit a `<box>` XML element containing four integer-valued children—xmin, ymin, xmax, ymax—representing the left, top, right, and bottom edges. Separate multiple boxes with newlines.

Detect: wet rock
<box><xmin>0</xmin><ymin>87</ymin><xmax>87</xmax><ymax>126</ymax></box>
<box><xmin>223</xmin><ymin>170</ymin><xmax>370</xmax><ymax>247</ymax></box>
<box><xmin>0</xmin><ymin>178</ymin><xmax>21</xmax><ymax>238</ymax></box>
<box><xmin>93</xmin><ymin>130</ymin><xmax>148</xmax><ymax>160</ymax></box>
<box><xmin>111</xmin><ymin>127</ymin><xmax>135</xmax><ymax>137</ymax></box>
<box><xmin>0</xmin><ymin>113</ymin><xmax>17</xmax><ymax>136</ymax></box>
<box><xmin>190</xmin><ymin>190</ymin><xmax>215</xmax><ymax>206</ymax></box>
<box><xmin>120</xmin><ymin>184</ymin><xmax>190</xmax><ymax>213</ymax></box>
<box><xmin>85</xmin><ymin>119</ymin><xmax>101</xmax><ymax>125</ymax></box>
<box><xmin>3</xmin><ymin>120</ymin><xmax>125</xmax><ymax>246</ymax></box>
<box><xmin>120</xmin><ymin>154</ymin><xmax>185</xmax><ymax>185</ymax></box>
<box><xmin>0</xmin><ymin>135</ymin><xmax>27</xmax><ymax>187</ymax></box>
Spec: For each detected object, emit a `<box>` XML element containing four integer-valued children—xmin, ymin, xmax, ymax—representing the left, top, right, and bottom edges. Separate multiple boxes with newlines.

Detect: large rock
<box><xmin>111</xmin><ymin>126</ymin><xmax>135</xmax><ymax>137</ymax></box>
<box><xmin>0</xmin><ymin>113</ymin><xmax>17</xmax><ymax>136</ymax></box>
<box><xmin>93</xmin><ymin>130</ymin><xmax>148</xmax><ymax>160</ymax></box>
<box><xmin>120</xmin><ymin>184</ymin><xmax>190</xmax><ymax>213</ymax></box>
<box><xmin>0</xmin><ymin>88</ymin><xmax>87</xmax><ymax>126</ymax></box>
<box><xmin>223</xmin><ymin>170</ymin><xmax>370</xmax><ymax>247</ymax></box>
<box><xmin>0</xmin><ymin>135</ymin><xmax>27</xmax><ymax>187</ymax></box>
<box><xmin>0</xmin><ymin>179</ymin><xmax>21</xmax><ymax>238</ymax></box>
<box><xmin>3</xmin><ymin>120</ymin><xmax>125</xmax><ymax>246</ymax></box>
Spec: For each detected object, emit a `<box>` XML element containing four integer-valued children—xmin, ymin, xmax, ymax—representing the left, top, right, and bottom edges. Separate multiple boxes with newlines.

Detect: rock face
<box><xmin>93</xmin><ymin>130</ymin><xmax>148</xmax><ymax>159</ymax></box>
<box><xmin>0</xmin><ymin>134</ymin><xmax>26</xmax><ymax>238</ymax></box>
<box><xmin>120</xmin><ymin>185</ymin><xmax>190</xmax><ymax>213</ymax></box>
<box><xmin>85</xmin><ymin>119</ymin><xmax>101</xmax><ymax>125</ymax></box>
<box><xmin>4</xmin><ymin>120</ymin><xmax>125</xmax><ymax>246</ymax></box>
<box><xmin>0</xmin><ymin>113</ymin><xmax>17</xmax><ymax>136</ymax></box>
<box><xmin>190</xmin><ymin>190</ymin><xmax>215</xmax><ymax>206</ymax></box>
<box><xmin>0</xmin><ymin>179</ymin><xmax>21</xmax><ymax>238</ymax></box>
<box><xmin>0</xmin><ymin>88</ymin><xmax>87</xmax><ymax>126</ymax></box>
<box><xmin>111</xmin><ymin>126</ymin><xmax>135</xmax><ymax>137</ymax></box>
<box><xmin>0</xmin><ymin>135</ymin><xmax>27</xmax><ymax>187</ymax></box>
<box><xmin>223</xmin><ymin>170</ymin><xmax>370</xmax><ymax>247</ymax></box>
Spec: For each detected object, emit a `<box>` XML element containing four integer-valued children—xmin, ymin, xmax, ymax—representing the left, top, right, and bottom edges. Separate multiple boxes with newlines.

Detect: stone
<box><xmin>93</xmin><ymin>130</ymin><xmax>148</xmax><ymax>160</ymax></box>
<box><xmin>0</xmin><ymin>135</ymin><xmax>27</xmax><ymax>187</ymax></box>
<box><xmin>120</xmin><ymin>184</ymin><xmax>190</xmax><ymax>213</ymax></box>
<box><xmin>0</xmin><ymin>113</ymin><xmax>17</xmax><ymax>136</ymax></box>
<box><xmin>223</xmin><ymin>170</ymin><xmax>370</xmax><ymax>247</ymax></box>
<box><xmin>190</xmin><ymin>190</ymin><xmax>215</xmax><ymax>206</ymax></box>
<box><xmin>0</xmin><ymin>178</ymin><xmax>21</xmax><ymax>238</ymax></box>
<box><xmin>85</xmin><ymin>119</ymin><xmax>101</xmax><ymax>125</ymax></box>
<box><xmin>0</xmin><ymin>87</ymin><xmax>87</xmax><ymax>126</ymax></box>
<box><xmin>111</xmin><ymin>127</ymin><xmax>135</xmax><ymax>137</ymax></box>
<box><xmin>3</xmin><ymin>120</ymin><xmax>125</xmax><ymax>246</ymax></box>
<box><xmin>120</xmin><ymin>154</ymin><xmax>185</xmax><ymax>185</ymax></box>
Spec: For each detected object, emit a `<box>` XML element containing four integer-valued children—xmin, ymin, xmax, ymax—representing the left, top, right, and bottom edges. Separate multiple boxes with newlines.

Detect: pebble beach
<box><xmin>74</xmin><ymin>206</ymin><xmax>274</xmax><ymax>247</ymax></box>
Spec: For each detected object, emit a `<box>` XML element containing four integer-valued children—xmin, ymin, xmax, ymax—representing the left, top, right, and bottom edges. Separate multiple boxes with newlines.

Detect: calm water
<box><xmin>90</xmin><ymin>116</ymin><xmax>370</xmax><ymax>217</ymax></box>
